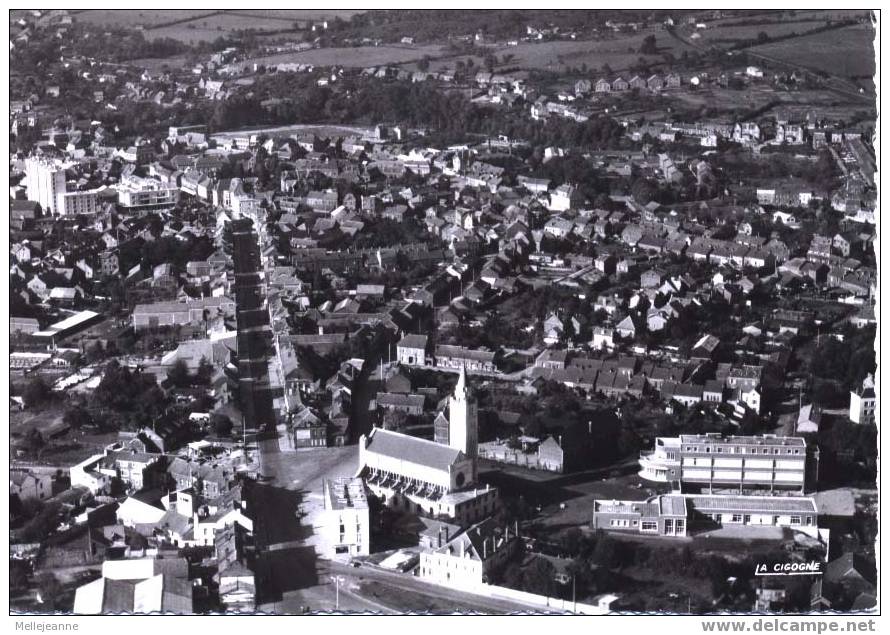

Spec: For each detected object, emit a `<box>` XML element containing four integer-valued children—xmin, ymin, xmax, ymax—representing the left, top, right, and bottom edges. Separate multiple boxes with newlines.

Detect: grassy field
<box><xmin>685</xmin><ymin>20</ymin><xmax>829</xmax><ymax>45</ymax></box>
<box><xmin>227</xmin><ymin>9</ymin><xmax>364</xmax><ymax>22</ymax></box>
<box><xmin>211</xmin><ymin>123</ymin><xmax>375</xmax><ymax>140</ymax></box>
<box><xmin>145</xmin><ymin>16</ymin><xmax>300</xmax><ymax>44</ymax></box>
<box><xmin>750</xmin><ymin>24</ymin><xmax>876</xmax><ymax>78</ymax></box>
<box><xmin>73</xmin><ymin>9</ymin><xmax>216</xmax><ymax>28</ymax></box>
<box><xmin>74</xmin><ymin>9</ymin><xmax>365</xmax><ymax>44</ymax></box>
<box><xmin>485</xmin><ymin>27</ymin><xmax>697</xmax><ymax>74</ymax></box>
<box><xmin>10</xmin><ymin>406</ymin><xmax>65</xmax><ymax>438</ymax></box>
<box><xmin>250</xmin><ymin>44</ymin><xmax>447</xmax><ymax>69</ymax></box>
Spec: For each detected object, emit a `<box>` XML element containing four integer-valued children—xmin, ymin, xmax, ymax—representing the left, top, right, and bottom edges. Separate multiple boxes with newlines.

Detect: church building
<box><xmin>356</xmin><ymin>367</ymin><xmax>498</xmax><ymax>526</ymax></box>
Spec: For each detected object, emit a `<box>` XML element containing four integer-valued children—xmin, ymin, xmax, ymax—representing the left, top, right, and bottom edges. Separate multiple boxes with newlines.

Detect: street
<box><xmin>248</xmin><ymin>442</ymin><xmax>552</xmax><ymax>614</ymax></box>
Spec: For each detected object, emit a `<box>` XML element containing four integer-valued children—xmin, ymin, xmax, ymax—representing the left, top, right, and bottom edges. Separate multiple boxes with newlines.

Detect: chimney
<box><xmin>437</xmin><ymin>527</ymin><xmax>443</xmax><ymax>548</ymax></box>
<box><xmin>558</xmin><ymin>435</ymin><xmax>563</xmax><ymax>448</ymax></box>
<box><xmin>444</xmin><ymin>526</ymin><xmax>450</xmax><ymax>542</ymax></box>
<box><xmin>588</xmin><ymin>420</ymin><xmax>592</xmax><ymax>434</ymax></box>
<box><xmin>483</xmin><ymin>537</ymin><xmax>488</xmax><ymax>559</ymax></box>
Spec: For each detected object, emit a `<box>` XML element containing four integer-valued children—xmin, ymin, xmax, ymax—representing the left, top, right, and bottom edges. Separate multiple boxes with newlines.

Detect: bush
<box><xmin>22</xmin><ymin>377</ymin><xmax>53</xmax><ymax>409</ymax></box>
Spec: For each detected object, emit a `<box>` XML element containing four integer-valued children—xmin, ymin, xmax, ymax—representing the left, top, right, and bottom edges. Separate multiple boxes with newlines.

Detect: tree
<box><xmin>212</xmin><ymin>414</ymin><xmax>234</xmax><ymax>438</ymax></box>
<box><xmin>63</xmin><ymin>404</ymin><xmax>92</xmax><ymax>431</ymax></box>
<box><xmin>23</xmin><ymin>428</ymin><xmax>45</xmax><ymax>455</ymax></box>
<box><xmin>417</xmin><ymin>55</ymin><xmax>431</xmax><ymax>72</ymax></box>
<box><xmin>484</xmin><ymin>52</ymin><xmax>498</xmax><ymax>73</ymax></box>
<box><xmin>22</xmin><ymin>377</ymin><xmax>52</xmax><ymax>409</ymax></box>
<box><xmin>522</xmin><ymin>557</ymin><xmax>557</xmax><ymax>596</ymax></box>
<box><xmin>639</xmin><ymin>35</ymin><xmax>657</xmax><ymax>55</ymax></box>
<box><xmin>86</xmin><ymin>340</ymin><xmax>105</xmax><ymax>363</ymax></box>
<box><xmin>196</xmin><ymin>356</ymin><xmax>214</xmax><ymax>387</ymax></box>
<box><xmin>10</xmin><ymin>561</ymin><xmax>29</xmax><ymax>593</ymax></box>
<box><xmin>167</xmin><ymin>359</ymin><xmax>191</xmax><ymax>388</ymax></box>
<box><xmin>383</xmin><ymin>409</ymin><xmax>409</xmax><ymax>431</ymax></box>
<box><xmin>35</xmin><ymin>572</ymin><xmax>64</xmax><ymax>610</ymax></box>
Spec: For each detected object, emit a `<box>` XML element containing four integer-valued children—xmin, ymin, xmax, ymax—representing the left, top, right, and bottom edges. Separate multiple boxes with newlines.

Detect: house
<box><xmin>548</xmin><ymin>184</ymin><xmax>583</xmax><ymax>212</ymax></box>
<box><xmin>537</xmin><ymin>436</ymin><xmax>566</xmax><ymax>473</ymax></box>
<box><xmin>615</xmin><ymin>315</ymin><xmax>638</xmax><ymax>339</ymax></box>
<box><xmin>214</xmin><ymin>524</ymin><xmax>256</xmax><ymax>612</ymax></box>
<box><xmin>612</xmin><ymin>77</ymin><xmax>629</xmax><ymax>91</ymax></box>
<box><xmin>823</xmin><ymin>553</ymin><xmax>877</xmax><ymax>600</ymax></box>
<box><xmin>10</xmin><ymin>469</ymin><xmax>52</xmax><ymax>501</ymax></box>
<box><xmin>703</xmin><ymin>380</ymin><xmax>724</xmax><ymax>404</ymax></box>
<box><xmin>641</xmin><ymin>269</ymin><xmax>664</xmax><ymax>288</ymax></box>
<box><xmin>629</xmin><ymin>75</ymin><xmax>647</xmax><ymax>90</ymax></box>
<box><xmin>796</xmin><ymin>404</ymin><xmax>822</xmax><ymax>434</ymax></box>
<box><xmin>397</xmin><ymin>333</ymin><xmax>429</xmax><ymax>366</ymax></box>
<box><xmin>594</xmin><ymin>253</ymin><xmax>617</xmax><ymax>274</ymax></box>
<box><xmin>376</xmin><ymin>392</ymin><xmax>426</xmax><ymax>416</ymax></box>
<box><xmin>849</xmin><ymin>375</ymin><xmax>876</xmax><ymax>425</ymax></box>
<box><xmin>591</xmin><ymin>327</ymin><xmax>615</xmax><ymax>351</ymax></box>
<box><xmin>418</xmin><ymin>518</ymin><xmax>521</xmax><ymax>588</ymax></box>
<box><xmin>435</xmin><ymin>345</ymin><xmax>497</xmax><ymax>373</ymax></box>
<box><xmin>73</xmin><ymin>558</ymin><xmax>193</xmax><ymax>614</ymax></box>
<box><xmin>595</xmin><ymin>78</ymin><xmax>611</xmax><ymax>93</ymax></box>
<box><xmin>535</xmin><ymin>348</ymin><xmax>568</xmax><ymax>370</ymax></box>
<box><xmin>691</xmin><ymin>334</ymin><xmax>719</xmax><ymax>360</ymax></box>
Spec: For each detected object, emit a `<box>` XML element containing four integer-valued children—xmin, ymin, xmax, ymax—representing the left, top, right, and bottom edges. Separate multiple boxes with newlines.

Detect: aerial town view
<box><xmin>7</xmin><ymin>7</ymin><xmax>879</xmax><ymax>621</ymax></box>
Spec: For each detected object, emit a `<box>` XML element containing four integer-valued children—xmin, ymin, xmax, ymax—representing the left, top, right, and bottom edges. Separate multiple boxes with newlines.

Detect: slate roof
<box><xmin>364</xmin><ymin>428</ymin><xmax>464</xmax><ymax>471</ymax></box>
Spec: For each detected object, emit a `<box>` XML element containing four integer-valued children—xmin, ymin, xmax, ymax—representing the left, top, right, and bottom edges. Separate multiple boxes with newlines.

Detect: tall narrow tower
<box><xmin>449</xmin><ymin>366</ymin><xmax>478</xmax><ymax>461</ymax></box>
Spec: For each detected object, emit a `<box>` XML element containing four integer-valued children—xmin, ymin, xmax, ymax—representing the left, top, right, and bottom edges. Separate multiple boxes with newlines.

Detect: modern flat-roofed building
<box><xmin>593</xmin><ymin>494</ymin><xmax>818</xmax><ymax>538</ymax></box>
<box><xmin>56</xmin><ymin>188</ymin><xmax>101</xmax><ymax>216</ymax></box>
<box><xmin>593</xmin><ymin>495</ymin><xmax>689</xmax><ymax>537</ymax></box>
<box><xmin>321</xmin><ymin>477</ymin><xmax>370</xmax><ymax>558</ymax></box>
<box><xmin>638</xmin><ymin>434</ymin><xmax>809</xmax><ymax>493</ymax></box>
<box><xmin>116</xmin><ymin>176</ymin><xmax>180</xmax><ymax>212</ymax></box>
<box><xmin>684</xmin><ymin>494</ymin><xmax>818</xmax><ymax>536</ymax></box>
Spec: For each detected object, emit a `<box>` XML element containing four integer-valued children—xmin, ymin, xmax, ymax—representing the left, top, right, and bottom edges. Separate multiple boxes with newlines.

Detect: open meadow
<box><xmin>71</xmin><ymin>9</ymin><xmax>365</xmax><ymax>44</ymax></box>
<box><xmin>749</xmin><ymin>24</ymin><xmax>876</xmax><ymax>78</ymax></box>
<box><xmin>249</xmin><ymin>44</ymin><xmax>447</xmax><ymax>69</ymax></box>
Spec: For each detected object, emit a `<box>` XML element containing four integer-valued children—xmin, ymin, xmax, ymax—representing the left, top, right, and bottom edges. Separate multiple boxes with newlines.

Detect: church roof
<box><xmin>364</xmin><ymin>428</ymin><xmax>465</xmax><ymax>471</ymax></box>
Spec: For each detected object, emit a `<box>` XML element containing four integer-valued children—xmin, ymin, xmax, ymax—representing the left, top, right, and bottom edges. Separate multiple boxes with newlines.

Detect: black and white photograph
<box><xmin>5</xmin><ymin>4</ymin><xmax>881</xmax><ymax>625</ymax></box>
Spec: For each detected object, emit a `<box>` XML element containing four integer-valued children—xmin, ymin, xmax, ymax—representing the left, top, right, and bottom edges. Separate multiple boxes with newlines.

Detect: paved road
<box><xmin>326</xmin><ymin>561</ymin><xmax>562</xmax><ymax>614</ymax></box>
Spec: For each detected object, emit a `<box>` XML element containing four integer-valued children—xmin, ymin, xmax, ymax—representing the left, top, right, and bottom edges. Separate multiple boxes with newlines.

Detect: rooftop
<box><xmin>686</xmin><ymin>495</ymin><xmax>817</xmax><ymax>514</ymax></box>
<box><xmin>363</xmin><ymin>428</ymin><xmax>465</xmax><ymax>472</ymax></box>
<box><xmin>678</xmin><ymin>434</ymin><xmax>805</xmax><ymax>448</ymax></box>
<box><xmin>324</xmin><ymin>477</ymin><xmax>368</xmax><ymax>511</ymax></box>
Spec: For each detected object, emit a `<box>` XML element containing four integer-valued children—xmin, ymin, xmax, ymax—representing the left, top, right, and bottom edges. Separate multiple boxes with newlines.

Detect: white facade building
<box><xmin>638</xmin><ymin>434</ymin><xmax>809</xmax><ymax>493</ymax></box>
<box><xmin>321</xmin><ymin>477</ymin><xmax>370</xmax><ymax>558</ymax></box>
<box><xmin>25</xmin><ymin>156</ymin><xmax>68</xmax><ymax>215</ymax></box>
<box><xmin>56</xmin><ymin>188</ymin><xmax>101</xmax><ymax>216</ymax></box>
<box><xmin>850</xmin><ymin>375</ymin><xmax>877</xmax><ymax>425</ymax></box>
